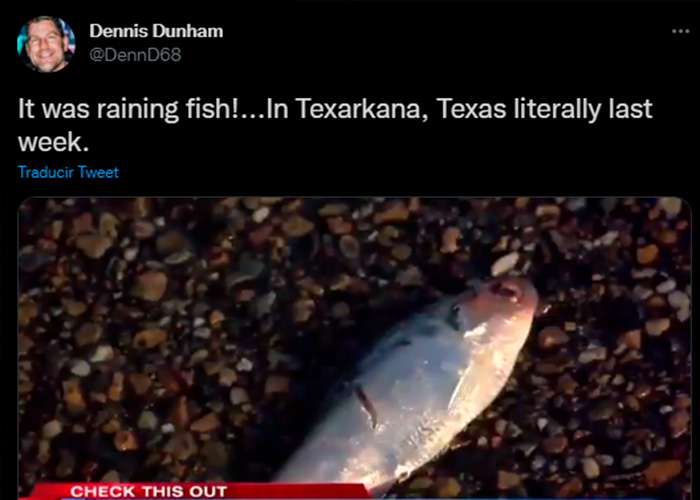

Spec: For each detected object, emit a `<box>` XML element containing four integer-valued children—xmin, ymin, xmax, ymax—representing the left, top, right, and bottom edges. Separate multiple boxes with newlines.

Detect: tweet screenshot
<box><xmin>7</xmin><ymin>2</ymin><xmax>696</xmax><ymax>500</ymax></box>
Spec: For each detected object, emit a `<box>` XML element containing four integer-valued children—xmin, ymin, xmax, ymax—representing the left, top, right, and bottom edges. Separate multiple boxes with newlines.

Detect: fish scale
<box><xmin>274</xmin><ymin>277</ymin><xmax>538</xmax><ymax>496</ymax></box>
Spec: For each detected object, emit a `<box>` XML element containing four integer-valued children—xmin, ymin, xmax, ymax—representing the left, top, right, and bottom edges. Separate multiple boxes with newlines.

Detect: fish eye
<box><xmin>490</xmin><ymin>282</ymin><xmax>521</xmax><ymax>301</ymax></box>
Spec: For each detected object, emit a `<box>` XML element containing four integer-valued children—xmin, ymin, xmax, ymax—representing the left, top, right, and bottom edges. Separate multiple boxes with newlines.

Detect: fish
<box><xmin>273</xmin><ymin>277</ymin><xmax>539</xmax><ymax>496</ymax></box>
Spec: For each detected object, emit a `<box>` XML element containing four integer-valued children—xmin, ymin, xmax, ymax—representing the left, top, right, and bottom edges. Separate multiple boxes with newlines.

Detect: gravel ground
<box><xmin>18</xmin><ymin>197</ymin><xmax>690</xmax><ymax>499</ymax></box>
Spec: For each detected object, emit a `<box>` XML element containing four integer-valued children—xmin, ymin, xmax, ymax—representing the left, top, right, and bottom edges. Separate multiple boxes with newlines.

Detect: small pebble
<box><xmin>43</xmin><ymin>420</ymin><xmax>63</xmax><ymax>439</ymax></box>
<box><xmin>75</xmin><ymin>234</ymin><xmax>112</xmax><ymax>259</ymax></box>
<box><xmin>542</xmin><ymin>435</ymin><xmax>568</xmax><ymax>454</ymax></box>
<box><xmin>656</xmin><ymin>279</ymin><xmax>677</xmax><ymax>294</ymax></box>
<box><xmin>91</xmin><ymin>345</ymin><xmax>114</xmax><ymax>362</ymax></box>
<box><xmin>668</xmin><ymin>290</ymin><xmax>690</xmax><ymax>309</ymax></box>
<box><xmin>619</xmin><ymin>329</ymin><xmax>642</xmax><ymax>350</ymax></box>
<box><xmin>230</xmin><ymin>387</ymin><xmax>249</xmax><ymax>405</ymax></box>
<box><xmin>578</xmin><ymin>346</ymin><xmax>607</xmax><ymax>364</ymax></box>
<box><xmin>70</xmin><ymin>359</ymin><xmax>91</xmax><ymax>377</ymax></box>
<box><xmin>669</xmin><ymin>409</ymin><xmax>690</xmax><ymax>438</ymax></box>
<box><xmin>114</xmin><ymin>430</ymin><xmax>138</xmax><ymax>451</ymax></box>
<box><xmin>491</xmin><ymin>252</ymin><xmax>519</xmax><ymax>276</ymax></box>
<box><xmin>138</xmin><ymin>411</ymin><xmax>158</xmax><ymax>430</ymax></box>
<box><xmin>644</xmin><ymin>460</ymin><xmax>683</xmax><ymax>487</ymax></box>
<box><xmin>339</xmin><ymin>235</ymin><xmax>360</xmax><ymax>259</ymax></box>
<box><xmin>531</xmin><ymin>455</ymin><xmax>546</xmax><ymax>471</ymax></box>
<box><xmin>282</xmin><ymin>215</ymin><xmax>315</xmax><ymax>237</ymax></box>
<box><xmin>252</xmin><ymin>207</ymin><xmax>270</xmax><ymax>223</ymax></box>
<box><xmin>637</xmin><ymin>244</ymin><xmax>659</xmax><ymax>264</ymax></box>
<box><xmin>581</xmin><ymin>457</ymin><xmax>600</xmax><ymax>478</ymax></box>
<box><xmin>133</xmin><ymin>271</ymin><xmax>168</xmax><ymax>301</ymax></box>
<box><xmin>658</xmin><ymin>197</ymin><xmax>683</xmax><ymax>217</ymax></box>
<box><xmin>190</xmin><ymin>412</ymin><xmax>220</xmax><ymax>433</ymax></box>
<box><xmin>332</xmin><ymin>302</ymin><xmax>350</xmax><ymax>319</ymax></box>
<box><xmin>219</xmin><ymin>368</ymin><xmax>238</xmax><ymax>387</ymax></box>
<box><xmin>645</xmin><ymin>318</ymin><xmax>671</xmax><ymax>336</ymax></box>
<box><xmin>497</xmin><ymin>470</ymin><xmax>522</xmax><ymax>490</ymax></box>
<box><xmin>622</xmin><ymin>455</ymin><xmax>643</xmax><ymax>469</ymax></box>
<box><xmin>265</xmin><ymin>375</ymin><xmax>291</xmax><ymax>395</ymax></box>
<box><xmin>538</xmin><ymin>326</ymin><xmax>569</xmax><ymax>349</ymax></box>
<box><xmin>391</xmin><ymin>244</ymin><xmax>412</xmax><ymax>261</ymax></box>
<box><xmin>441</xmin><ymin>227</ymin><xmax>461</xmax><ymax>254</ymax></box>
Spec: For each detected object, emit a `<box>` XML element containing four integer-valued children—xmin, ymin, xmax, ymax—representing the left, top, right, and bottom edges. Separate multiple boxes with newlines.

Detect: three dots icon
<box><xmin>672</xmin><ymin>29</ymin><xmax>690</xmax><ymax>34</ymax></box>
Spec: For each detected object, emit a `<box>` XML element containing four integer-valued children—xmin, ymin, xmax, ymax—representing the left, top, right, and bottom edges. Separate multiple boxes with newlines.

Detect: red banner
<box><xmin>27</xmin><ymin>482</ymin><xmax>371</xmax><ymax>499</ymax></box>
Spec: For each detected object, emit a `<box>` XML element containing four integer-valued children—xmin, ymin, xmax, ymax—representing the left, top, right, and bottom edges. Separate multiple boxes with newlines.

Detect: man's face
<box><xmin>26</xmin><ymin>20</ymin><xmax>68</xmax><ymax>72</ymax></box>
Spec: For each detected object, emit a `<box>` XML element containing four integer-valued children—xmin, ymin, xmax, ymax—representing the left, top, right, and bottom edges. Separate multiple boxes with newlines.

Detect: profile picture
<box><xmin>18</xmin><ymin>16</ymin><xmax>75</xmax><ymax>73</ymax></box>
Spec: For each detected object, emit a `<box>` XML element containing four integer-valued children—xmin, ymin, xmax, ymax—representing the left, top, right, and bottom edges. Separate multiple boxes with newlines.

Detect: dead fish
<box><xmin>274</xmin><ymin>277</ymin><xmax>538</xmax><ymax>496</ymax></box>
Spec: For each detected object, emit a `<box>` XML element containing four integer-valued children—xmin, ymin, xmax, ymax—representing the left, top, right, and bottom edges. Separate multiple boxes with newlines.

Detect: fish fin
<box><xmin>369</xmin><ymin>479</ymin><xmax>397</xmax><ymax>498</ymax></box>
<box><xmin>447</xmin><ymin>366</ymin><xmax>476</xmax><ymax>415</ymax></box>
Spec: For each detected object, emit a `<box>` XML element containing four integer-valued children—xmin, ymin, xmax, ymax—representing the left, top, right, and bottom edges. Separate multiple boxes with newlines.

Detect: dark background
<box><xmin>5</xmin><ymin>1</ymin><xmax>698</xmax><ymax>499</ymax></box>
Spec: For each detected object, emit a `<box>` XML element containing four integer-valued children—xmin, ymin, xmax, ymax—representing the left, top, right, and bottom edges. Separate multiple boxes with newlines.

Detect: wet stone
<box><xmin>589</xmin><ymin>399</ymin><xmax>618</xmax><ymax>421</ymax></box>
<box><xmin>63</xmin><ymin>379</ymin><xmax>86</xmax><ymax>412</ymax></box>
<box><xmin>497</xmin><ymin>470</ymin><xmax>522</xmax><ymax>490</ymax></box>
<box><xmin>397</xmin><ymin>265</ymin><xmax>424</xmax><ymax>286</ymax></box>
<box><xmin>97</xmin><ymin>469</ymin><xmax>120</xmax><ymax>482</ymax></box>
<box><xmin>645</xmin><ymin>318</ymin><xmax>671</xmax><ymax>336</ymax></box>
<box><xmin>581</xmin><ymin>457</ymin><xmax>600</xmax><ymax>478</ymax></box>
<box><xmin>164</xmin><ymin>432</ymin><xmax>198</xmax><ymax>461</ymax></box>
<box><xmin>91</xmin><ymin>345</ymin><xmax>114</xmax><ymax>362</ymax></box>
<box><xmin>538</xmin><ymin>326</ymin><xmax>569</xmax><ymax>349</ymax></box>
<box><xmin>408</xmin><ymin>476</ymin><xmax>434</xmax><ymax>491</ymax></box>
<box><xmin>265</xmin><ymin>375</ymin><xmax>290</xmax><ymax>395</ymax></box>
<box><xmin>578</xmin><ymin>346</ymin><xmax>607</xmax><ymax>364</ymax></box>
<box><xmin>61</xmin><ymin>298</ymin><xmax>87</xmax><ymax>316</ymax></box>
<box><xmin>391</xmin><ymin>244</ymin><xmax>412</xmax><ymax>261</ymax></box>
<box><xmin>190</xmin><ymin>412</ymin><xmax>220</xmax><ymax>433</ymax></box>
<box><xmin>543</xmin><ymin>435</ymin><xmax>568</xmax><ymax>454</ymax></box>
<box><xmin>319</xmin><ymin>203</ymin><xmax>348</xmax><ymax>217</ymax></box>
<box><xmin>236</xmin><ymin>357</ymin><xmax>253</xmax><ymax>371</ymax></box>
<box><xmin>441</xmin><ymin>227</ymin><xmax>461</xmax><ymax>253</ymax></box>
<box><xmin>138</xmin><ymin>411</ymin><xmax>158</xmax><ymax>430</ymax></box>
<box><xmin>133</xmin><ymin>328</ymin><xmax>168</xmax><ymax>349</ymax></box>
<box><xmin>43</xmin><ymin>419</ymin><xmax>63</xmax><ymax>439</ymax></box>
<box><xmin>56</xmin><ymin>450</ymin><xmax>76</xmax><ymax>478</ymax></box>
<box><xmin>228</xmin><ymin>254</ymin><xmax>265</xmax><ymax>286</ymax></box>
<box><xmin>644</xmin><ymin>460</ymin><xmax>683</xmax><ymax>487</ymax></box>
<box><xmin>339</xmin><ymin>235</ymin><xmax>361</xmax><ymax>259</ymax></box>
<box><xmin>293</xmin><ymin>299</ymin><xmax>315</xmax><ymax>323</ymax></box>
<box><xmin>18</xmin><ymin>334</ymin><xmax>34</xmax><ymax>355</ymax></box>
<box><xmin>437</xmin><ymin>477</ymin><xmax>461</xmax><ymax>497</ymax></box>
<box><xmin>201</xmin><ymin>440</ymin><xmax>229</xmax><ymax>468</ymax></box>
<box><xmin>133</xmin><ymin>271</ymin><xmax>168</xmax><ymax>301</ymax></box>
<box><xmin>491</xmin><ymin>252</ymin><xmax>519</xmax><ymax>276</ymax></box>
<box><xmin>74</xmin><ymin>322</ymin><xmax>102</xmax><ymax>347</ymax></box>
<box><xmin>373</xmin><ymin>201</ymin><xmax>410</xmax><ymax>224</ymax></box>
<box><xmin>71</xmin><ymin>360</ymin><xmax>91</xmax><ymax>377</ymax></box>
<box><xmin>133</xmin><ymin>220</ymin><xmax>156</xmax><ymax>239</ymax></box>
<box><xmin>219</xmin><ymin>368</ymin><xmax>238</xmax><ymax>387</ymax></box>
<box><xmin>619</xmin><ymin>329</ymin><xmax>642</xmax><ymax>350</ymax></box>
<box><xmin>557</xmin><ymin>373</ymin><xmax>578</xmax><ymax>395</ymax></box>
<box><xmin>114</xmin><ymin>430</ymin><xmax>139</xmax><ymax>451</ymax></box>
<box><xmin>669</xmin><ymin>410</ymin><xmax>690</xmax><ymax>438</ymax></box>
<box><xmin>230</xmin><ymin>387</ymin><xmax>249</xmax><ymax>405</ymax></box>
<box><xmin>76</xmin><ymin>234</ymin><xmax>112</xmax><ymax>259</ymax></box>
<box><xmin>129</xmin><ymin>373</ymin><xmax>152</xmax><ymax>395</ymax></box>
<box><xmin>622</xmin><ymin>455</ymin><xmax>643</xmax><ymax>470</ymax></box>
<box><xmin>658</xmin><ymin>197</ymin><xmax>683</xmax><ymax>217</ymax></box>
<box><xmin>282</xmin><ymin>215</ymin><xmax>315</xmax><ymax>237</ymax></box>
<box><xmin>637</xmin><ymin>244</ymin><xmax>659</xmax><ymax>265</ymax></box>
<box><xmin>332</xmin><ymin>302</ymin><xmax>350</xmax><ymax>319</ymax></box>
<box><xmin>668</xmin><ymin>290</ymin><xmax>690</xmax><ymax>310</ymax></box>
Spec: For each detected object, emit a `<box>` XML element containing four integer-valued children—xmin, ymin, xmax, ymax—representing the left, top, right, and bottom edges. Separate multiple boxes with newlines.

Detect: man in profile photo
<box><xmin>24</xmin><ymin>16</ymin><xmax>71</xmax><ymax>73</ymax></box>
